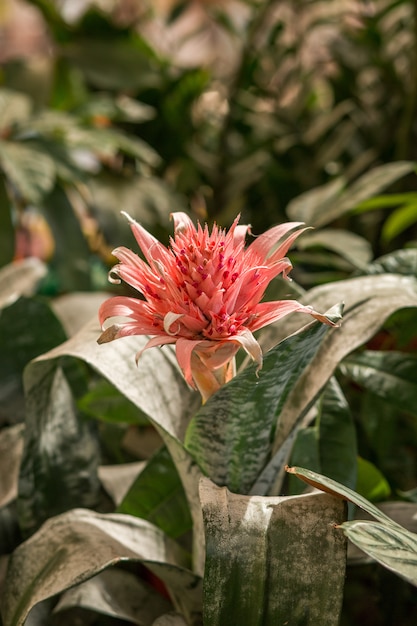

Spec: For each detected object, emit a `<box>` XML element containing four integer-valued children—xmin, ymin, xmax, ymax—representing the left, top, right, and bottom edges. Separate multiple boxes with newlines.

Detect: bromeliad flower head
<box><xmin>98</xmin><ymin>212</ymin><xmax>335</xmax><ymax>401</ymax></box>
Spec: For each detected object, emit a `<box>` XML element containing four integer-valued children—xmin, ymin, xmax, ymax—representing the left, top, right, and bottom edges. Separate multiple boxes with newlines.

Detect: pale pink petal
<box><xmin>264</xmin><ymin>227</ymin><xmax>309</xmax><ymax>266</ymax></box>
<box><xmin>247</xmin><ymin>222</ymin><xmax>304</xmax><ymax>261</ymax></box>
<box><xmin>171</xmin><ymin>211</ymin><xmax>195</xmax><ymax>234</ymax></box>
<box><xmin>163</xmin><ymin>312</ymin><xmax>184</xmax><ymax>335</ymax></box>
<box><xmin>121</xmin><ymin>211</ymin><xmax>170</xmax><ymax>267</ymax></box>
<box><xmin>227</xmin><ymin>329</ymin><xmax>263</xmax><ymax>369</ymax></box>
<box><xmin>249</xmin><ymin>300</ymin><xmax>337</xmax><ymax>332</ymax></box>
<box><xmin>135</xmin><ymin>335</ymin><xmax>177</xmax><ymax>364</ymax></box>
<box><xmin>196</xmin><ymin>341</ymin><xmax>240</xmax><ymax>370</ymax></box>
<box><xmin>175</xmin><ymin>337</ymin><xmax>205</xmax><ymax>387</ymax></box>
<box><xmin>99</xmin><ymin>296</ymin><xmax>155</xmax><ymax>327</ymax></box>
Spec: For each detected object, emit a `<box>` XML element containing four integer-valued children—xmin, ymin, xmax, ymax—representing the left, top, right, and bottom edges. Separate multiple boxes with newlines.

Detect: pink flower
<box><xmin>98</xmin><ymin>212</ymin><xmax>335</xmax><ymax>401</ymax></box>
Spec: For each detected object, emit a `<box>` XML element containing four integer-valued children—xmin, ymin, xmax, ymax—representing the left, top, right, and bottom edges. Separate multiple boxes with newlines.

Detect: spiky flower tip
<box><xmin>98</xmin><ymin>212</ymin><xmax>335</xmax><ymax>401</ymax></box>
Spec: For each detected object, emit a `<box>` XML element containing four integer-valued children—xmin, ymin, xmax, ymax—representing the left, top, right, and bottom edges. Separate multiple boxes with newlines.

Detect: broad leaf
<box><xmin>19</xmin><ymin>360</ymin><xmax>101</xmax><ymax>536</ymax></box>
<box><xmin>0</xmin><ymin>140</ymin><xmax>56</xmax><ymax>205</ymax></box>
<box><xmin>0</xmin><ymin>425</ymin><xmax>24</xmax><ymax>508</ymax></box>
<box><xmin>22</xmin><ymin>318</ymin><xmax>205</xmax><ymax>571</ymax></box>
<box><xmin>0</xmin><ymin>175</ymin><xmax>14</xmax><ymax>267</ymax></box>
<box><xmin>53</xmin><ymin>568</ymin><xmax>172</xmax><ymax>625</ymax></box>
<box><xmin>1</xmin><ymin>508</ymin><xmax>202</xmax><ymax>626</ymax></box>
<box><xmin>0</xmin><ymin>296</ymin><xmax>67</xmax><ymax>423</ymax></box>
<box><xmin>0</xmin><ymin>258</ymin><xmax>47</xmax><ymax>309</ymax></box>
<box><xmin>316</xmin><ymin>377</ymin><xmax>357</xmax><ymax>490</ymax></box>
<box><xmin>339</xmin><ymin>350</ymin><xmax>417</xmax><ymax>417</ymax></box>
<box><xmin>185</xmin><ymin>310</ymin><xmax>341</xmax><ymax>495</ymax></box>
<box><xmin>200</xmin><ymin>477</ymin><xmax>346</xmax><ymax>626</ymax></box>
<box><xmin>363</xmin><ymin>249</ymin><xmax>417</xmax><ymax>277</ymax></box>
<box><xmin>0</xmin><ymin>88</ymin><xmax>31</xmax><ymax>131</ymax></box>
<box><xmin>296</xmin><ymin>228</ymin><xmax>373</xmax><ymax>269</ymax></box>
<box><xmin>117</xmin><ymin>446</ymin><xmax>193</xmax><ymax>539</ymax></box>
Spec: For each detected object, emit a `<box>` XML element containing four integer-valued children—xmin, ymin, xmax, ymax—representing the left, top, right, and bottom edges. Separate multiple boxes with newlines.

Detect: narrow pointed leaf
<box><xmin>286</xmin><ymin>466</ymin><xmax>402</xmax><ymax>529</ymax></box>
<box><xmin>200</xmin><ymin>477</ymin><xmax>346</xmax><ymax>626</ymax></box>
<box><xmin>1</xmin><ymin>508</ymin><xmax>201</xmax><ymax>626</ymax></box>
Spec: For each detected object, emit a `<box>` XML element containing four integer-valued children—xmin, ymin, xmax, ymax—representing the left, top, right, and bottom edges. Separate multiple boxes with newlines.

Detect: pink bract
<box><xmin>98</xmin><ymin>212</ymin><xmax>334</xmax><ymax>401</ymax></box>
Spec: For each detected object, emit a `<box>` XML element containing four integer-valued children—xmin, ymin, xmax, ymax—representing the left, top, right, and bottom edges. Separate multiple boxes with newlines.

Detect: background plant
<box><xmin>1</xmin><ymin>1</ymin><xmax>417</xmax><ymax>625</ymax></box>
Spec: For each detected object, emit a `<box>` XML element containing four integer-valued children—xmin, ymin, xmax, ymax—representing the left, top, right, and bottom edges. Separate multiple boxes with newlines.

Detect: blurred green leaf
<box><xmin>200</xmin><ymin>477</ymin><xmax>346</xmax><ymax>626</ymax></box>
<box><xmin>363</xmin><ymin>249</ymin><xmax>417</xmax><ymax>277</ymax></box>
<box><xmin>287</xmin><ymin>427</ymin><xmax>319</xmax><ymax>495</ymax></box>
<box><xmin>297</xmin><ymin>229</ymin><xmax>373</xmax><ymax>269</ymax></box>
<box><xmin>19</xmin><ymin>359</ymin><xmax>101</xmax><ymax>536</ymax></box>
<box><xmin>0</xmin><ymin>141</ymin><xmax>56</xmax><ymax>205</ymax></box>
<box><xmin>117</xmin><ymin>447</ymin><xmax>193</xmax><ymax>539</ymax></box>
<box><xmin>382</xmin><ymin>202</ymin><xmax>417</xmax><ymax>243</ymax></box>
<box><xmin>0</xmin><ymin>175</ymin><xmax>15</xmax><ymax>267</ymax></box>
<box><xmin>1</xmin><ymin>508</ymin><xmax>201</xmax><ymax>626</ymax></box>
<box><xmin>356</xmin><ymin>456</ymin><xmax>391</xmax><ymax>502</ymax></box>
<box><xmin>0</xmin><ymin>296</ymin><xmax>67</xmax><ymax>423</ymax></box>
<box><xmin>317</xmin><ymin>377</ymin><xmax>358</xmax><ymax>490</ymax></box>
<box><xmin>78</xmin><ymin>379</ymin><xmax>149</xmax><ymax>425</ymax></box>
<box><xmin>286</xmin><ymin>162</ymin><xmax>416</xmax><ymax>227</ymax></box>
<box><xmin>0</xmin><ymin>88</ymin><xmax>31</xmax><ymax>132</ymax></box>
<box><xmin>339</xmin><ymin>350</ymin><xmax>417</xmax><ymax>418</ymax></box>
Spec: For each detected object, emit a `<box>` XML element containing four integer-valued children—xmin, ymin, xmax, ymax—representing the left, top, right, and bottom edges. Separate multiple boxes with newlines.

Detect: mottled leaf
<box><xmin>185</xmin><ymin>309</ymin><xmax>340</xmax><ymax>495</ymax></box>
<box><xmin>1</xmin><ymin>508</ymin><xmax>201</xmax><ymax>626</ymax></box>
<box><xmin>200</xmin><ymin>477</ymin><xmax>346</xmax><ymax>626</ymax></box>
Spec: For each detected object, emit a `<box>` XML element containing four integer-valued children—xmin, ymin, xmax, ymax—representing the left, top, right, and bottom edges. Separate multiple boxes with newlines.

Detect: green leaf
<box><xmin>0</xmin><ymin>296</ymin><xmax>67</xmax><ymax>423</ymax></box>
<box><xmin>296</xmin><ymin>228</ymin><xmax>373</xmax><ymax>269</ymax></box>
<box><xmin>356</xmin><ymin>456</ymin><xmax>391</xmax><ymax>502</ymax></box>
<box><xmin>317</xmin><ymin>377</ymin><xmax>357</xmax><ymax>490</ymax></box>
<box><xmin>23</xmin><ymin>318</ymin><xmax>205</xmax><ymax>572</ymax></box>
<box><xmin>0</xmin><ymin>258</ymin><xmax>47</xmax><ymax>310</ymax></box>
<box><xmin>41</xmin><ymin>185</ymin><xmax>92</xmax><ymax>291</ymax></box>
<box><xmin>363</xmin><ymin>249</ymin><xmax>417</xmax><ymax>277</ymax></box>
<box><xmin>185</xmin><ymin>315</ymin><xmax>339</xmax><ymax>495</ymax></box>
<box><xmin>341</xmin><ymin>520</ymin><xmax>417</xmax><ymax>587</ymax></box>
<box><xmin>1</xmin><ymin>508</ymin><xmax>201</xmax><ymax>626</ymax></box>
<box><xmin>78</xmin><ymin>379</ymin><xmax>150</xmax><ymax>425</ymax></box>
<box><xmin>339</xmin><ymin>350</ymin><xmax>417</xmax><ymax>417</ymax></box>
<box><xmin>0</xmin><ymin>424</ymin><xmax>24</xmax><ymax>508</ymax></box>
<box><xmin>0</xmin><ymin>140</ymin><xmax>56</xmax><ymax>204</ymax></box>
<box><xmin>0</xmin><ymin>88</ymin><xmax>31</xmax><ymax>132</ymax></box>
<box><xmin>117</xmin><ymin>447</ymin><xmax>193</xmax><ymax>539</ymax></box>
<box><xmin>382</xmin><ymin>202</ymin><xmax>417</xmax><ymax>242</ymax></box>
<box><xmin>53</xmin><ymin>569</ymin><xmax>172</xmax><ymax>625</ymax></box>
<box><xmin>200</xmin><ymin>477</ymin><xmax>346</xmax><ymax>626</ymax></box>
<box><xmin>251</xmin><ymin>274</ymin><xmax>417</xmax><ymax>496</ymax></box>
<box><xmin>286</xmin><ymin>162</ymin><xmax>416</xmax><ymax>227</ymax></box>
<box><xmin>0</xmin><ymin>175</ymin><xmax>14</xmax><ymax>267</ymax></box>
<box><xmin>287</xmin><ymin>427</ymin><xmax>319</xmax><ymax>495</ymax></box>
<box><xmin>286</xmin><ymin>466</ymin><xmax>400</xmax><ymax>529</ymax></box>
<box><xmin>19</xmin><ymin>360</ymin><xmax>101</xmax><ymax>536</ymax></box>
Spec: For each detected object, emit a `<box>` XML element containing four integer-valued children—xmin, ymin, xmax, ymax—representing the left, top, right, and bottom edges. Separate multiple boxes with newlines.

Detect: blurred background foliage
<box><xmin>2</xmin><ymin>1</ymin><xmax>417</xmax><ymax>624</ymax></box>
<box><xmin>2</xmin><ymin>0</ymin><xmax>417</xmax><ymax>292</ymax></box>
